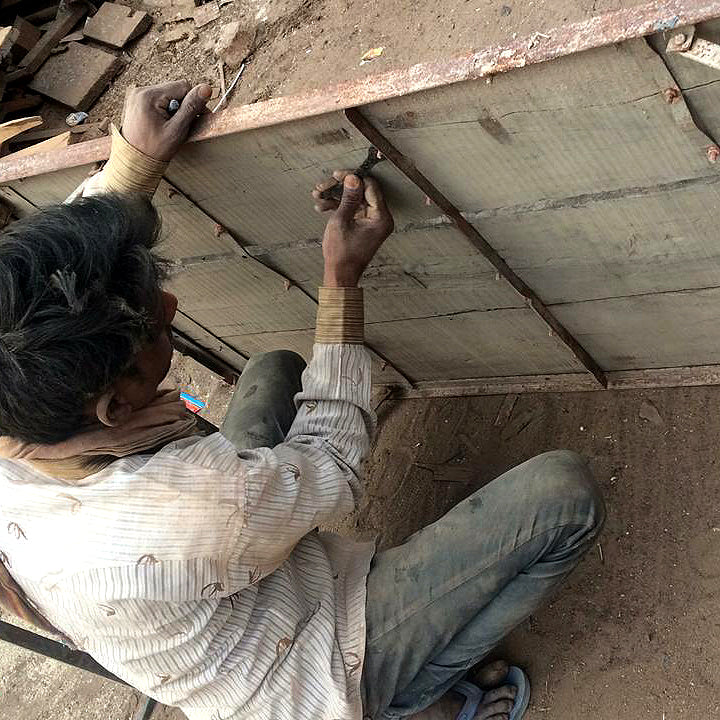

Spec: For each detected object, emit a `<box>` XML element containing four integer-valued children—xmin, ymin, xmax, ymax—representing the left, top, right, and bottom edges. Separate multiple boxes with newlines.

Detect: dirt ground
<box><xmin>32</xmin><ymin>0</ymin><xmax>647</xmax><ymax>131</ymax></box>
<box><xmin>3</xmin><ymin>371</ymin><xmax>720</xmax><ymax>719</ymax></box>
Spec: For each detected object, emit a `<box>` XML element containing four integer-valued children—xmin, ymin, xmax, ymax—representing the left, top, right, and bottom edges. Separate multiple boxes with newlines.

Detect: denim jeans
<box><xmin>222</xmin><ymin>351</ymin><xmax>606</xmax><ymax>720</ymax></box>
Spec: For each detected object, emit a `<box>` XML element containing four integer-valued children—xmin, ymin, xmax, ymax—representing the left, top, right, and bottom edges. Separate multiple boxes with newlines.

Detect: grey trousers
<box><xmin>222</xmin><ymin>351</ymin><xmax>606</xmax><ymax>720</ymax></box>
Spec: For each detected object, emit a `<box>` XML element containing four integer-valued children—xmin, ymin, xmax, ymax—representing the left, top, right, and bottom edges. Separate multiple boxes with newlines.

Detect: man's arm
<box><xmin>77</xmin><ymin>81</ymin><xmax>210</xmax><ymax>198</ymax></box>
<box><xmin>214</xmin><ymin>173</ymin><xmax>394</xmax><ymax>575</ymax></box>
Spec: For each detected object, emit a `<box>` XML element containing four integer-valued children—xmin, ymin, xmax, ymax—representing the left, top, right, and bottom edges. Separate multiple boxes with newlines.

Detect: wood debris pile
<box><xmin>0</xmin><ymin>0</ymin><xmax>152</xmax><ymax>162</ymax></box>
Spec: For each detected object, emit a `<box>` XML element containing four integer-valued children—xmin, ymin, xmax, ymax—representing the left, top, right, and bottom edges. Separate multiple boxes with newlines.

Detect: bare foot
<box><xmin>470</xmin><ymin>659</ymin><xmax>509</xmax><ymax>691</ymax></box>
<box><xmin>473</xmin><ymin>684</ymin><xmax>516</xmax><ymax>719</ymax></box>
<box><xmin>409</xmin><ymin>673</ymin><xmax>517</xmax><ymax>720</ymax></box>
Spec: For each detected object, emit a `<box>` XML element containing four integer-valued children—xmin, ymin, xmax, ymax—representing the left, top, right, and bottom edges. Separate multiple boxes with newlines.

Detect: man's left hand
<box><xmin>122</xmin><ymin>80</ymin><xmax>212</xmax><ymax>161</ymax></box>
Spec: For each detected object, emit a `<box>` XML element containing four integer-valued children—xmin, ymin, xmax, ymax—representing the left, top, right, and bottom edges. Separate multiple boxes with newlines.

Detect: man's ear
<box><xmin>95</xmin><ymin>390</ymin><xmax>133</xmax><ymax>427</ymax></box>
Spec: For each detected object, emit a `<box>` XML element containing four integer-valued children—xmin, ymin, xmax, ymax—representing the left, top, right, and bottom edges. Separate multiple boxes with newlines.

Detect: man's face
<box><xmin>113</xmin><ymin>291</ymin><xmax>178</xmax><ymax>410</ymax></box>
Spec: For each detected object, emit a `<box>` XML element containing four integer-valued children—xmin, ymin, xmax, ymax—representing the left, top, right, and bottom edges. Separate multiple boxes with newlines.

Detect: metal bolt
<box><xmin>671</xmin><ymin>32</ymin><xmax>686</xmax><ymax>47</ymax></box>
<box><xmin>663</xmin><ymin>87</ymin><xmax>681</xmax><ymax>104</ymax></box>
<box><xmin>707</xmin><ymin>145</ymin><xmax>720</xmax><ymax>163</ymax></box>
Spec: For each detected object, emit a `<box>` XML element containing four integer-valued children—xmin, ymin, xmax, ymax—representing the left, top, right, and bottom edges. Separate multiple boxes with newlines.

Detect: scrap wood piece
<box><xmin>0</xmin><ymin>26</ymin><xmax>18</xmax><ymax>60</ymax></box>
<box><xmin>10</xmin><ymin>17</ymin><xmax>42</xmax><ymax>58</ymax></box>
<box><xmin>8</xmin><ymin>118</ymin><xmax>108</xmax><ymax>145</ymax></box>
<box><xmin>24</xmin><ymin>4</ymin><xmax>62</xmax><ymax>24</ymax></box>
<box><xmin>29</xmin><ymin>41</ymin><xmax>123</xmax><ymax>111</ymax></box>
<box><xmin>193</xmin><ymin>1</ymin><xmax>219</xmax><ymax>28</ymax></box>
<box><xmin>161</xmin><ymin>0</ymin><xmax>195</xmax><ymax>24</ymax></box>
<box><xmin>3</xmin><ymin>130</ymin><xmax>71</xmax><ymax>159</ymax></box>
<box><xmin>83</xmin><ymin>2</ymin><xmax>152</xmax><ymax>49</ymax></box>
<box><xmin>0</xmin><ymin>115</ymin><xmax>43</xmax><ymax>145</ymax></box>
<box><xmin>7</xmin><ymin>2</ymin><xmax>88</xmax><ymax>82</ymax></box>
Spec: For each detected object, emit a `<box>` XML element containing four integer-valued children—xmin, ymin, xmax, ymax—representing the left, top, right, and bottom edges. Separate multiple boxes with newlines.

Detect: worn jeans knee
<box><xmin>242</xmin><ymin>349</ymin><xmax>306</xmax><ymax>376</ymax></box>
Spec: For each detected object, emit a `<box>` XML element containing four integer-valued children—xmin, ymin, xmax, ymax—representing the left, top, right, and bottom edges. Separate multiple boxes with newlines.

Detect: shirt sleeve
<box><xmin>156</xmin><ymin>289</ymin><xmax>376</xmax><ymax>585</ymax></box>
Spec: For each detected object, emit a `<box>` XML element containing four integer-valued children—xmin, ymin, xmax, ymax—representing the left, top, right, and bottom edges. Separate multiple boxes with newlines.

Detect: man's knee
<box><xmin>243</xmin><ymin>350</ymin><xmax>306</xmax><ymax>378</ymax></box>
<box><xmin>523</xmin><ymin>450</ymin><xmax>606</xmax><ymax>533</ymax></box>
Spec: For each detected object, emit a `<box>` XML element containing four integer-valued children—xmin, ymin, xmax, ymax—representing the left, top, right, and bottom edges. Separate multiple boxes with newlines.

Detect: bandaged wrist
<box><xmin>101</xmin><ymin>125</ymin><xmax>168</xmax><ymax>196</ymax></box>
<box><xmin>315</xmin><ymin>287</ymin><xmax>364</xmax><ymax>344</ymax></box>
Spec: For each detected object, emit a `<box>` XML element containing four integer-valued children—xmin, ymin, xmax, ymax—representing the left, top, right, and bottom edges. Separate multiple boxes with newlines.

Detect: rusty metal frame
<box><xmin>3</xmin><ymin>0</ymin><xmax>720</xmax><ymax>183</ymax></box>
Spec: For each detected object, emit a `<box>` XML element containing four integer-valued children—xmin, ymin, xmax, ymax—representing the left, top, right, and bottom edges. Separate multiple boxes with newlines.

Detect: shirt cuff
<box><xmin>100</xmin><ymin>125</ymin><xmax>168</xmax><ymax>196</ymax></box>
<box><xmin>315</xmin><ymin>287</ymin><xmax>364</xmax><ymax>344</ymax></box>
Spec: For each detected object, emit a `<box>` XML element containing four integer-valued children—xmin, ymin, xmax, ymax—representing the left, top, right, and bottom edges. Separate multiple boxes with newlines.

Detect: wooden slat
<box><xmin>383</xmin><ymin>364</ymin><xmax>720</xmax><ymax>398</ymax></box>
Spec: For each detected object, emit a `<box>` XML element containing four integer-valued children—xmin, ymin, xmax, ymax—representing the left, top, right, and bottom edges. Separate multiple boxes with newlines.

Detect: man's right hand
<box><xmin>312</xmin><ymin>171</ymin><xmax>394</xmax><ymax>288</ymax></box>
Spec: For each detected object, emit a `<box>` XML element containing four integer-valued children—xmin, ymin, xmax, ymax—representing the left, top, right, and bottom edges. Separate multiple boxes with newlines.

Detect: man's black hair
<box><xmin>0</xmin><ymin>194</ymin><xmax>166</xmax><ymax>444</ymax></box>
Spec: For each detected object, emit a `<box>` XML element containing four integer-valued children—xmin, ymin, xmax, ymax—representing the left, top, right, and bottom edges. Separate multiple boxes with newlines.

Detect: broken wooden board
<box><xmin>3</xmin><ymin>130</ymin><xmax>71</xmax><ymax>159</ymax></box>
<box><xmin>82</xmin><ymin>2</ymin><xmax>151</xmax><ymax>49</ymax></box>
<box><xmin>29</xmin><ymin>41</ymin><xmax>123</xmax><ymax>110</ymax></box>
<box><xmin>0</xmin><ymin>115</ymin><xmax>42</xmax><ymax>144</ymax></box>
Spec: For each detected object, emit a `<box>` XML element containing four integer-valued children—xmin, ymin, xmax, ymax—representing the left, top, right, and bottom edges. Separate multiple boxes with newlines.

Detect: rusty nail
<box><xmin>214</xmin><ymin>223</ymin><xmax>225</xmax><ymax>236</ymax></box>
<box><xmin>663</xmin><ymin>87</ymin><xmax>680</xmax><ymax>104</ymax></box>
<box><xmin>167</xmin><ymin>187</ymin><xmax>178</xmax><ymax>198</ymax></box>
<box><xmin>670</xmin><ymin>32</ymin><xmax>686</xmax><ymax>47</ymax></box>
<box><xmin>707</xmin><ymin>146</ymin><xmax>720</xmax><ymax>163</ymax></box>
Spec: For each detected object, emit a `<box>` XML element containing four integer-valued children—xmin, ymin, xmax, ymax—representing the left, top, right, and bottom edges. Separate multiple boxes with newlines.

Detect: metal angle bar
<box><xmin>0</xmin><ymin>619</ymin><xmax>128</xmax><ymax>685</ymax></box>
<box><xmin>6</xmin><ymin>0</ymin><xmax>720</xmax><ymax>183</ymax></box>
<box><xmin>344</xmin><ymin>107</ymin><xmax>608</xmax><ymax>388</ymax></box>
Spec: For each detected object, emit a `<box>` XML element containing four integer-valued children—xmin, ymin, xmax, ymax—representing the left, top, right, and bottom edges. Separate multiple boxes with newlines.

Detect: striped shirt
<box><xmin>0</xmin><ymin>343</ymin><xmax>376</xmax><ymax>720</ymax></box>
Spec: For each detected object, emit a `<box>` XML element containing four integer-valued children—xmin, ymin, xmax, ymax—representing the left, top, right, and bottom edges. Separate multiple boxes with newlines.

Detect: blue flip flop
<box><xmin>452</xmin><ymin>666</ymin><xmax>530</xmax><ymax>720</ymax></box>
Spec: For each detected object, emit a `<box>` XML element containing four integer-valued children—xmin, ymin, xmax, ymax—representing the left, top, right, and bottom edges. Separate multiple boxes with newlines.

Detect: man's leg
<box><xmin>221</xmin><ymin>350</ymin><xmax>306</xmax><ymax>451</ymax></box>
<box><xmin>361</xmin><ymin>450</ymin><xmax>605</xmax><ymax>719</ymax></box>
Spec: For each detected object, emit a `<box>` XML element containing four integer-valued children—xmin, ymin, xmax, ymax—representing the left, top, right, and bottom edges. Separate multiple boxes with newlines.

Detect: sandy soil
<box><xmin>3</xmin><ymin>374</ymin><xmax>720</xmax><ymax>719</ymax></box>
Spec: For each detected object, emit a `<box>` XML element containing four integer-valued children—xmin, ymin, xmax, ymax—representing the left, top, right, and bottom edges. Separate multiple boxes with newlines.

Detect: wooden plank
<box><xmin>0</xmin><ymin>115</ymin><xmax>42</xmax><ymax>144</ymax></box>
<box><xmin>8</xmin><ymin>3</ymin><xmax>87</xmax><ymax>81</ymax></box>
<box><xmin>552</xmin><ymin>287</ymin><xmax>720</xmax><ymax>371</ymax></box>
<box><xmin>3</xmin><ymin>130</ymin><xmax>70</xmax><ymax>159</ymax></box>
<box><xmin>11</xmin><ymin>17</ymin><xmax>42</xmax><ymax>57</ymax></box>
<box><xmin>29</xmin><ymin>41</ymin><xmax>123</xmax><ymax>111</ymax></box>
<box><xmin>0</xmin><ymin>186</ymin><xmax>38</xmax><ymax>217</ymax></box>
<box><xmin>82</xmin><ymin>2</ymin><xmax>151</xmax><ymax>49</ymax></box>
<box><xmin>0</xmin><ymin>26</ymin><xmax>18</xmax><ymax>60</ymax></box>
<box><xmin>385</xmin><ymin>364</ymin><xmax>720</xmax><ymax>398</ymax></box>
<box><xmin>8</xmin><ymin>119</ymin><xmax>108</xmax><ymax>145</ymax></box>
<box><xmin>172</xmin><ymin>311</ymin><xmax>247</xmax><ymax>374</ymax></box>
<box><xmin>0</xmin><ymin>93</ymin><xmax>42</xmax><ymax>117</ymax></box>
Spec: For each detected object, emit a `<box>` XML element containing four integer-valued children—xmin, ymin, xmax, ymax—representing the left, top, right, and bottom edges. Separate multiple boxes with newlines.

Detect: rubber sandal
<box><xmin>451</xmin><ymin>666</ymin><xmax>531</xmax><ymax>720</ymax></box>
<box><xmin>452</xmin><ymin>680</ymin><xmax>484</xmax><ymax>720</ymax></box>
<box><xmin>506</xmin><ymin>666</ymin><xmax>530</xmax><ymax>720</ymax></box>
